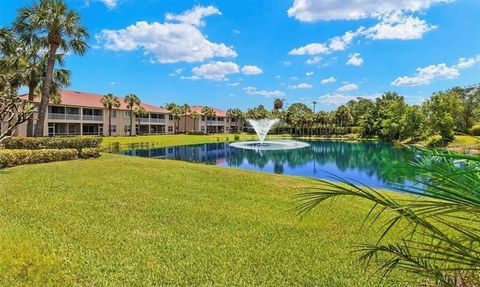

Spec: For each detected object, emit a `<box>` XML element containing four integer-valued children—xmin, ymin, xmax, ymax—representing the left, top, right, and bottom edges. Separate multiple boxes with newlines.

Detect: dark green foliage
<box><xmin>3</xmin><ymin>136</ymin><xmax>102</xmax><ymax>150</ymax></box>
<box><xmin>0</xmin><ymin>148</ymin><xmax>78</xmax><ymax>168</ymax></box>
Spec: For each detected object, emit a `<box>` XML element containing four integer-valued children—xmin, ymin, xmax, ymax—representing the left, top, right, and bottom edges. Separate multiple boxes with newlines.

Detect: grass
<box><xmin>0</xmin><ymin>154</ymin><xmax>421</xmax><ymax>286</ymax></box>
<box><xmin>101</xmin><ymin>133</ymin><xmax>360</xmax><ymax>151</ymax></box>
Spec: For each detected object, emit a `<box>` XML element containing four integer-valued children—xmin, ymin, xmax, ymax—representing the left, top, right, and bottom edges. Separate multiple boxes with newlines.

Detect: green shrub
<box><xmin>0</xmin><ymin>149</ymin><xmax>78</xmax><ymax>168</ymax></box>
<box><xmin>234</xmin><ymin>134</ymin><xmax>240</xmax><ymax>141</ymax></box>
<box><xmin>471</xmin><ymin>124</ymin><xmax>480</xmax><ymax>136</ymax></box>
<box><xmin>3</xmin><ymin>137</ymin><xmax>102</xmax><ymax>151</ymax></box>
<box><xmin>79</xmin><ymin>148</ymin><xmax>101</xmax><ymax>159</ymax></box>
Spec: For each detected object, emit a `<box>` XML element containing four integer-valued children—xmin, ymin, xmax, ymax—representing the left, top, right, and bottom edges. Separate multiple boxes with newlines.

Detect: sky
<box><xmin>1</xmin><ymin>0</ymin><xmax>479</xmax><ymax>111</ymax></box>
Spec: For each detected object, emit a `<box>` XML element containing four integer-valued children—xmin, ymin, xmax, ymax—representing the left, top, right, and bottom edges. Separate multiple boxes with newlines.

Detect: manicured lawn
<box><xmin>102</xmin><ymin>134</ymin><xmax>260</xmax><ymax>150</ymax></box>
<box><xmin>0</xmin><ymin>154</ymin><xmax>420</xmax><ymax>286</ymax></box>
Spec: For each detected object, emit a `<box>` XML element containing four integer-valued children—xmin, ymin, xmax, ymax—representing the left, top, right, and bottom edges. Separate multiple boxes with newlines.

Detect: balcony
<box><xmin>138</xmin><ymin>117</ymin><xmax>166</xmax><ymax>123</ymax></box>
<box><xmin>82</xmin><ymin>115</ymin><xmax>104</xmax><ymax>121</ymax></box>
<box><xmin>48</xmin><ymin>113</ymin><xmax>81</xmax><ymax>120</ymax></box>
<box><xmin>207</xmin><ymin>120</ymin><xmax>225</xmax><ymax>125</ymax></box>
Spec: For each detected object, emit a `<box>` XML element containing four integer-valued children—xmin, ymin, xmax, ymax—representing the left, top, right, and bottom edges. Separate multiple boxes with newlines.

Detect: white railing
<box><xmin>48</xmin><ymin>113</ymin><xmax>81</xmax><ymax>120</ymax></box>
<box><xmin>83</xmin><ymin>115</ymin><xmax>103</xmax><ymax>121</ymax></box>
<box><xmin>149</xmin><ymin>118</ymin><xmax>166</xmax><ymax>123</ymax></box>
<box><xmin>207</xmin><ymin>120</ymin><xmax>225</xmax><ymax>125</ymax></box>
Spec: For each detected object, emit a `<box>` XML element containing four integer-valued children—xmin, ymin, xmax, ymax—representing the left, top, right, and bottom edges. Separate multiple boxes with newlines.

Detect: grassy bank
<box><xmin>101</xmin><ymin>133</ymin><xmax>359</xmax><ymax>151</ymax></box>
<box><xmin>0</xmin><ymin>154</ymin><xmax>419</xmax><ymax>286</ymax></box>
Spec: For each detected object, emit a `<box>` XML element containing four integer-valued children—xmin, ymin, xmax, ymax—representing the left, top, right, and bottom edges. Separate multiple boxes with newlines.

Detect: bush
<box><xmin>79</xmin><ymin>148</ymin><xmax>101</xmax><ymax>159</ymax></box>
<box><xmin>471</xmin><ymin>125</ymin><xmax>480</xmax><ymax>136</ymax></box>
<box><xmin>234</xmin><ymin>134</ymin><xmax>240</xmax><ymax>141</ymax></box>
<box><xmin>0</xmin><ymin>149</ymin><xmax>78</xmax><ymax>168</ymax></box>
<box><xmin>3</xmin><ymin>137</ymin><xmax>102</xmax><ymax>151</ymax></box>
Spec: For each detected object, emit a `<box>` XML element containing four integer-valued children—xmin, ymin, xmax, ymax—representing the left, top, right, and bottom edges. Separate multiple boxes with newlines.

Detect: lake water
<box><xmin>122</xmin><ymin>140</ymin><xmax>421</xmax><ymax>191</ymax></box>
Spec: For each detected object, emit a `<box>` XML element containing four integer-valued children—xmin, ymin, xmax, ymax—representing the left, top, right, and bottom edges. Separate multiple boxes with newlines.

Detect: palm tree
<box><xmin>170</xmin><ymin>106</ymin><xmax>182</xmax><ymax>134</ymax></box>
<box><xmin>226</xmin><ymin>108</ymin><xmax>243</xmax><ymax>133</ymax></box>
<box><xmin>15</xmin><ymin>0</ymin><xmax>88</xmax><ymax>137</ymax></box>
<box><xmin>296</xmin><ymin>150</ymin><xmax>480</xmax><ymax>286</ymax></box>
<box><xmin>181</xmin><ymin>103</ymin><xmax>191</xmax><ymax>133</ymax></box>
<box><xmin>101</xmin><ymin>93</ymin><xmax>120</xmax><ymax>136</ymax></box>
<box><xmin>190</xmin><ymin>111</ymin><xmax>200</xmax><ymax>132</ymax></box>
<box><xmin>133</xmin><ymin>106</ymin><xmax>147</xmax><ymax>135</ymax></box>
<box><xmin>201</xmin><ymin>106</ymin><xmax>216</xmax><ymax>134</ymax></box>
<box><xmin>273</xmin><ymin>98</ymin><xmax>284</xmax><ymax>111</ymax></box>
<box><xmin>124</xmin><ymin>94</ymin><xmax>141</xmax><ymax>136</ymax></box>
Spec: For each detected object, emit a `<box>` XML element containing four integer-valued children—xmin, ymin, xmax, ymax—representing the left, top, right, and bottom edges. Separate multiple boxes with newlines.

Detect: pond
<box><xmin>121</xmin><ymin>140</ymin><xmax>422</xmax><ymax>191</ymax></box>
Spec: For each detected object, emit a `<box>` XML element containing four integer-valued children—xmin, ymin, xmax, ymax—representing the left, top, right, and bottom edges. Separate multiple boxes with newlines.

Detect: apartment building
<box><xmin>178</xmin><ymin>106</ymin><xmax>241</xmax><ymax>134</ymax></box>
<box><xmin>14</xmin><ymin>90</ymin><xmax>174</xmax><ymax>137</ymax></box>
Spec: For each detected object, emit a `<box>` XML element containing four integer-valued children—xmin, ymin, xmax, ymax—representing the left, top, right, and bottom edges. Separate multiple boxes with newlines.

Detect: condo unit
<box><xmin>14</xmin><ymin>90</ymin><xmax>174</xmax><ymax>137</ymax></box>
<box><xmin>178</xmin><ymin>106</ymin><xmax>241</xmax><ymax>134</ymax></box>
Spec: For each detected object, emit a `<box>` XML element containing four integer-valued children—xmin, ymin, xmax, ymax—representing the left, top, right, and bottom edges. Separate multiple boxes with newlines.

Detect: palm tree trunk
<box><xmin>184</xmin><ymin>113</ymin><xmax>187</xmax><ymax>132</ymax></box>
<box><xmin>108</xmin><ymin>109</ymin><xmax>112</xmax><ymax>136</ymax></box>
<box><xmin>130</xmin><ymin>108</ymin><xmax>133</xmax><ymax>136</ymax></box>
<box><xmin>26</xmin><ymin>80</ymin><xmax>36</xmax><ymax>137</ymax></box>
<box><xmin>34</xmin><ymin>44</ymin><xmax>58</xmax><ymax>137</ymax></box>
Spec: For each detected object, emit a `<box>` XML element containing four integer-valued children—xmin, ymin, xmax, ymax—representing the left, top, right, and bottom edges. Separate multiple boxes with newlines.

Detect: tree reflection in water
<box><xmin>122</xmin><ymin>140</ymin><xmax>422</xmax><ymax>191</ymax></box>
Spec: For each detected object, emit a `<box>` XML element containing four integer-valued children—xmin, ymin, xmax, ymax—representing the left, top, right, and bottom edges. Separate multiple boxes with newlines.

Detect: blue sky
<box><xmin>1</xmin><ymin>0</ymin><xmax>479</xmax><ymax>111</ymax></box>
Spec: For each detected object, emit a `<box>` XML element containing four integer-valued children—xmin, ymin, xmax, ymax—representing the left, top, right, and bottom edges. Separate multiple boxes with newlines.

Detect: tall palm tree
<box><xmin>190</xmin><ymin>111</ymin><xmax>199</xmax><ymax>132</ymax></box>
<box><xmin>124</xmin><ymin>94</ymin><xmax>140</xmax><ymax>136</ymax></box>
<box><xmin>15</xmin><ymin>0</ymin><xmax>88</xmax><ymax>137</ymax></box>
<box><xmin>170</xmin><ymin>106</ymin><xmax>182</xmax><ymax>134</ymax></box>
<box><xmin>133</xmin><ymin>106</ymin><xmax>147</xmax><ymax>135</ymax></box>
<box><xmin>201</xmin><ymin>106</ymin><xmax>216</xmax><ymax>134</ymax></box>
<box><xmin>181</xmin><ymin>103</ymin><xmax>191</xmax><ymax>133</ymax></box>
<box><xmin>101</xmin><ymin>93</ymin><xmax>120</xmax><ymax>136</ymax></box>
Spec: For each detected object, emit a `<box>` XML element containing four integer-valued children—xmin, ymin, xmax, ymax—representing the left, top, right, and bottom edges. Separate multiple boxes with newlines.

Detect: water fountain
<box><xmin>229</xmin><ymin>119</ymin><xmax>309</xmax><ymax>151</ymax></box>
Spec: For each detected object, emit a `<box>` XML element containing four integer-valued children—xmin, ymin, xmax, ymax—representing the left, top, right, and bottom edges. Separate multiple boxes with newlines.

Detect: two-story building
<box><xmin>178</xmin><ymin>106</ymin><xmax>241</xmax><ymax>134</ymax></box>
<box><xmin>14</xmin><ymin>90</ymin><xmax>174</xmax><ymax>137</ymax></box>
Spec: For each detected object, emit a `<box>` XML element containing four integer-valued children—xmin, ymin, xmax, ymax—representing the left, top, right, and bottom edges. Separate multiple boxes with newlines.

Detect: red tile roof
<box><xmin>188</xmin><ymin>105</ymin><xmax>227</xmax><ymax>117</ymax></box>
<box><xmin>20</xmin><ymin>90</ymin><xmax>169</xmax><ymax>114</ymax></box>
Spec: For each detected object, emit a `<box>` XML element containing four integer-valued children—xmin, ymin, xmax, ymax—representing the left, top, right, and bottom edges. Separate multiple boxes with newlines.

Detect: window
<box><xmin>201</xmin><ymin>126</ymin><xmax>205</xmax><ymax>131</ymax></box>
<box><xmin>124</xmin><ymin>111</ymin><xmax>131</xmax><ymax>118</ymax></box>
<box><xmin>111</xmin><ymin>125</ymin><xmax>117</xmax><ymax>133</ymax></box>
<box><xmin>168</xmin><ymin>126</ymin><xmax>173</xmax><ymax>132</ymax></box>
<box><xmin>124</xmin><ymin>125</ymin><xmax>131</xmax><ymax>133</ymax></box>
<box><xmin>111</xmin><ymin>110</ymin><xmax>117</xmax><ymax>118</ymax></box>
<box><xmin>201</xmin><ymin>116</ymin><xmax>205</xmax><ymax>121</ymax></box>
<box><xmin>169</xmin><ymin>115</ymin><xmax>173</xmax><ymax>120</ymax></box>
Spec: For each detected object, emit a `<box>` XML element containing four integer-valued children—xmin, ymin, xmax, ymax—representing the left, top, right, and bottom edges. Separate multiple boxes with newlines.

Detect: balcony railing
<box><xmin>48</xmin><ymin>113</ymin><xmax>81</xmax><ymax>120</ymax></box>
<box><xmin>150</xmin><ymin>118</ymin><xmax>166</xmax><ymax>123</ymax></box>
<box><xmin>139</xmin><ymin>117</ymin><xmax>166</xmax><ymax>123</ymax></box>
<box><xmin>82</xmin><ymin>115</ymin><xmax>103</xmax><ymax>121</ymax></box>
<box><xmin>207</xmin><ymin>120</ymin><xmax>225</xmax><ymax>125</ymax></box>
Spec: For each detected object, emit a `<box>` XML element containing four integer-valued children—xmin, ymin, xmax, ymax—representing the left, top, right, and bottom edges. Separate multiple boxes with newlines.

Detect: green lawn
<box><xmin>0</xmin><ymin>154</ymin><xmax>420</xmax><ymax>286</ymax></box>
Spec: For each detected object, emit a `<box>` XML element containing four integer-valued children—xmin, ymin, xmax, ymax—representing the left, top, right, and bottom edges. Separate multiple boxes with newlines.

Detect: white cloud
<box><xmin>305</xmin><ymin>56</ymin><xmax>322</xmax><ymax>65</ymax></box>
<box><xmin>241</xmin><ymin>65</ymin><xmax>263</xmax><ymax>75</ymax></box>
<box><xmin>287</xmin><ymin>0</ymin><xmax>451</xmax><ymax>22</ymax></box>
<box><xmin>306</xmin><ymin>71</ymin><xmax>314</xmax><ymax>77</ymax></box>
<box><xmin>391</xmin><ymin>63</ymin><xmax>459</xmax><ymax>86</ymax></box>
<box><xmin>337</xmin><ymin>83</ymin><xmax>358</xmax><ymax>91</ymax></box>
<box><xmin>346</xmin><ymin>53</ymin><xmax>363</xmax><ymax>66</ymax></box>
<box><xmin>91</xmin><ymin>0</ymin><xmax>118</xmax><ymax>9</ymax></box>
<box><xmin>243</xmin><ymin>86</ymin><xmax>286</xmax><ymax>98</ymax></box>
<box><xmin>321</xmin><ymin>76</ymin><xmax>336</xmax><ymax>84</ymax></box>
<box><xmin>227</xmin><ymin>82</ymin><xmax>240</xmax><ymax>86</ymax></box>
<box><xmin>233</xmin><ymin>29</ymin><xmax>241</xmax><ymax>34</ymax></box>
<box><xmin>317</xmin><ymin>93</ymin><xmax>357</xmax><ymax>105</ymax></box>
<box><xmin>363</xmin><ymin>12</ymin><xmax>436</xmax><ymax>40</ymax></box>
<box><xmin>191</xmin><ymin>61</ymin><xmax>240</xmax><ymax>81</ymax></box>
<box><xmin>329</xmin><ymin>30</ymin><xmax>357</xmax><ymax>51</ymax></box>
<box><xmin>96</xmin><ymin>6</ymin><xmax>236</xmax><ymax>64</ymax></box>
<box><xmin>165</xmin><ymin>5</ymin><xmax>221</xmax><ymax>27</ymax></box>
<box><xmin>280</xmin><ymin>61</ymin><xmax>292</xmax><ymax>66</ymax></box>
<box><xmin>289</xmin><ymin>82</ymin><xmax>313</xmax><ymax>89</ymax></box>
<box><xmin>455</xmin><ymin>55</ymin><xmax>480</xmax><ymax>69</ymax></box>
<box><xmin>289</xmin><ymin>43</ymin><xmax>329</xmax><ymax>55</ymax></box>
<box><xmin>289</xmin><ymin>76</ymin><xmax>298</xmax><ymax>81</ymax></box>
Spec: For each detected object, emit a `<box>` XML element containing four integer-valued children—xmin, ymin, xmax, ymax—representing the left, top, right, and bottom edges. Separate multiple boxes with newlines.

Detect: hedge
<box><xmin>0</xmin><ymin>148</ymin><xmax>101</xmax><ymax>168</ymax></box>
<box><xmin>3</xmin><ymin>137</ymin><xmax>102</xmax><ymax>151</ymax></box>
<box><xmin>471</xmin><ymin>125</ymin><xmax>480</xmax><ymax>136</ymax></box>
